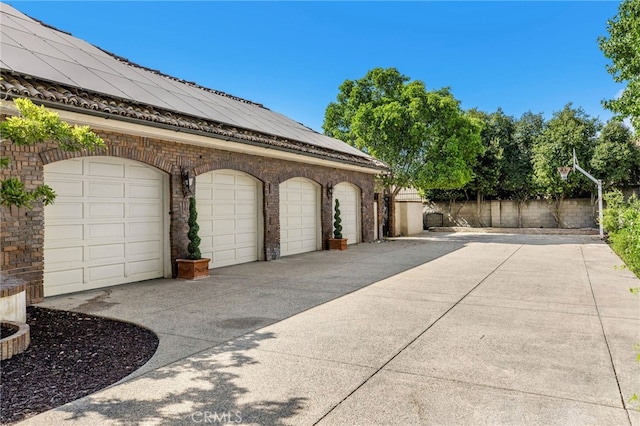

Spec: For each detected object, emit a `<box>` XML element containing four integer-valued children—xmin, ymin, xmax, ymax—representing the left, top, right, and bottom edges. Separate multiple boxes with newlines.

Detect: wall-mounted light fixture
<box><xmin>181</xmin><ymin>167</ymin><xmax>195</xmax><ymax>197</ymax></box>
<box><xmin>327</xmin><ymin>183</ymin><xmax>333</xmax><ymax>197</ymax></box>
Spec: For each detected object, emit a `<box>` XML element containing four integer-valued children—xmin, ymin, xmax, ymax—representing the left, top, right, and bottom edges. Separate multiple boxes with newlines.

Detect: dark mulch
<box><xmin>0</xmin><ymin>306</ymin><xmax>159</xmax><ymax>424</ymax></box>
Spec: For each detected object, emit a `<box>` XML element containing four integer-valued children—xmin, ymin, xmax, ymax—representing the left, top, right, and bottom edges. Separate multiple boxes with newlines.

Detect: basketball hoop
<box><xmin>558</xmin><ymin>167</ymin><xmax>572</xmax><ymax>181</ymax></box>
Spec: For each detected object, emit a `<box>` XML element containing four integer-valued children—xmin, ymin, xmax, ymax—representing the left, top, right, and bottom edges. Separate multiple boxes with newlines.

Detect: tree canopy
<box><xmin>323</xmin><ymin>67</ymin><xmax>483</xmax><ymax>196</ymax></box>
<box><xmin>532</xmin><ymin>103</ymin><xmax>600</xmax><ymax>201</ymax></box>
<box><xmin>591</xmin><ymin>120</ymin><xmax>640</xmax><ymax>189</ymax></box>
<box><xmin>598</xmin><ymin>0</ymin><xmax>640</xmax><ymax>130</ymax></box>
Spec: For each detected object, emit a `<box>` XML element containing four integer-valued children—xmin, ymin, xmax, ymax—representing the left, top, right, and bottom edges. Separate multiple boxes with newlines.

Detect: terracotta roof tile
<box><xmin>0</xmin><ymin>72</ymin><xmax>386</xmax><ymax>169</ymax></box>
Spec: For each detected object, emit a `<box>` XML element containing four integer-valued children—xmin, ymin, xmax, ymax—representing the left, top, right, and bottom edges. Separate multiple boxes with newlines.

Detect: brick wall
<box><xmin>1</xmin><ymin>127</ymin><xmax>375</xmax><ymax>303</ymax></box>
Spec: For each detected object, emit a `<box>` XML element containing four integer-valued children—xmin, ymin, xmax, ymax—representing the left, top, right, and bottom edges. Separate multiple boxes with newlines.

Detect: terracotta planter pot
<box><xmin>176</xmin><ymin>258</ymin><xmax>211</xmax><ymax>280</ymax></box>
<box><xmin>328</xmin><ymin>238</ymin><xmax>348</xmax><ymax>251</ymax></box>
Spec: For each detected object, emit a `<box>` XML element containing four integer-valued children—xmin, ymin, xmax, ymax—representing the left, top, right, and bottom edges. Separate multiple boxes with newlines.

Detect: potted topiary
<box><xmin>177</xmin><ymin>197</ymin><xmax>211</xmax><ymax>279</ymax></box>
<box><xmin>328</xmin><ymin>198</ymin><xmax>348</xmax><ymax>250</ymax></box>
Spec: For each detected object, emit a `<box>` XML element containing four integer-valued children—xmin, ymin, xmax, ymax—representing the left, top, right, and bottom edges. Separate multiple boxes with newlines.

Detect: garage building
<box><xmin>0</xmin><ymin>3</ymin><xmax>386</xmax><ymax>303</ymax></box>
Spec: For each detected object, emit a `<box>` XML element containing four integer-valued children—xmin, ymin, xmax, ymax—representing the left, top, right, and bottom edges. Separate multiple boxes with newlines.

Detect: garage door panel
<box><xmin>215</xmin><ymin>249</ymin><xmax>236</xmax><ymax>262</ymax></box>
<box><xmin>88</xmin><ymin>263</ymin><xmax>125</xmax><ymax>282</ymax></box>
<box><xmin>128</xmin><ymin>240</ymin><xmax>161</xmax><ymax>256</ymax></box>
<box><xmin>196</xmin><ymin>187</ymin><xmax>213</xmax><ymax>200</ymax></box>
<box><xmin>199</xmin><ymin>220</ymin><xmax>214</xmax><ymax>233</ymax></box>
<box><xmin>87</xmin><ymin>160</ymin><xmax>125</xmax><ymax>178</ymax></box>
<box><xmin>45</xmin><ymin>246</ymin><xmax>84</xmax><ymax>265</ymax></box>
<box><xmin>215</xmin><ymin>218</ymin><xmax>235</xmax><ymax>231</ymax></box>
<box><xmin>237</xmin><ymin>217</ymin><xmax>256</xmax><ymax>229</ymax></box>
<box><xmin>45</xmin><ymin>224</ymin><xmax>83</xmax><ymax>242</ymax></box>
<box><xmin>214</xmin><ymin>234</ymin><xmax>235</xmax><ymax>247</ymax></box>
<box><xmin>88</xmin><ymin>223</ymin><xmax>125</xmax><ymax>239</ymax></box>
<box><xmin>215</xmin><ymin>187</ymin><xmax>236</xmax><ymax>200</ymax></box>
<box><xmin>214</xmin><ymin>172</ymin><xmax>236</xmax><ymax>185</ymax></box>
<box><xmin>48</xmin><ymin>202</ymin><xmax>83</xmax><ymax>219</ymax></box>
<box><xmin>236</xmin><ymin>204</ymin><xmax>255</xmax><ymax>216</ymax></box>
<box><xmin>45</xmin><ymin>158</ymin><xmax>82</xmax><ymax>174</ymax></box>
<box><xmin>237</xmin><ymin>233</ymin><xmax>256</xmax><ymax>245</ymax></box>
<box><xmin>54</xmin><ymin>180</ymin><xmax>83</xmax><ymax>197</ymax></box>
<box><xmin>215</xmin><ymin>204</ymin><xmax>235</xmax><ymax>216</ymax></box>
<box><xmin>236</xmin><ymin>185</ymin><xmax>257</xmax><ymax>201</ymax></box>
<box><xmin>130</xmin><ymin>183</ymin><xmax>161</xmax><ymax>199</ymax></box>
<box><xmin>46</xmin><ymin>269</ymin><xmax>83</xmax><ymax>289</ymax></box>
<box><xmin>334</xmin><ymin>183</ymin><xmax>360</xmax><ymax>245</ymax></box>
<box><xmin>89</xmin><ymin>202</ymin><xmax>124</xmax><ymax>218</ymax></box>
<box><xmin>44</xmin><ymin>157</ymin><xmax>166</xmax><ymax>297</ymax></box>
<box><xmin>129</xmin><ymin>259</ymin><xmax>161</xmax><ymax>277</ymax></box>
<box><xmin>197</xmin><ymin>170</ymin><xmax>259</xmax><ymax>268</ymax></box>
<box><xmin>88</xmin><ymin>182</ymin><xmax>124</xmax><ymax>198</ymax></box>
<box><xmin>128</xmin><ymin>164</ymin><xmax>160</xmax><ymax>180</ymax></box>
<box><xmin>279</xmin><ymin>178</ymin><xmax>319</xmax><ymax>257</ymax></box>
<box><xmin>237</xmin><ymin>247</ymin><xmax>256</xmax><ymax>258</ymax></box>
<box><xmin>129</xmin><ymin>203</ymin><xmax>161</xmax><ymax>218</ymax></box>
<box><xmin>88</xmin><ymin>243</ymin><xmax>125</xmax><ymax>261</ymax></box>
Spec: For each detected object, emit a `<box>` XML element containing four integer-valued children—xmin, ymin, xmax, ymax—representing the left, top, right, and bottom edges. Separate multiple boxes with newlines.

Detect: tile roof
<box><xmin>0</xmin><ymin>3</ymin><xmax>386</xmax><ymax>171</ymax></box>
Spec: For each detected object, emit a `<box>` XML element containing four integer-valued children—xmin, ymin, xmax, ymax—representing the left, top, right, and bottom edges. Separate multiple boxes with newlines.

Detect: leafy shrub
<box><xmin>604</xmin><ymin>190</ymin><xmax>640</xmax><ymax>278</ymax></box>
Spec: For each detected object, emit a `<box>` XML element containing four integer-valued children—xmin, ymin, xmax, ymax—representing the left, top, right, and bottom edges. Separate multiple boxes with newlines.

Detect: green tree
<box><xmin>598</xmin><ymin>0</ymin><xmax>640</xmax><ymax>130</ymax></box>
<box><xmin>502</xmin><ymin>112</ymin><xmax>544</xmax><ymax>226</ymax></box>
<box><xmin>591</xmin><ymin>120</ymin><xmax>640</xmax><ymax>189</ymax></box>
<box><xmin>532</xmin><ymin>104</ymin><xmax>600</xmax><ymax>226</ymax></box>
<box><xmin>0</xmin><ymin>98</ymin><xmax>105</xmax><ymax>208</ymax></box>
<box><xmin>323</xmin><ymin>67</ymin><xmax>483</xmax><ymax>235</ymax></box>
<box><xmin>466</xmin><ymin>109</ymin><xmax>512</xmax><ymax>226</ymax></box>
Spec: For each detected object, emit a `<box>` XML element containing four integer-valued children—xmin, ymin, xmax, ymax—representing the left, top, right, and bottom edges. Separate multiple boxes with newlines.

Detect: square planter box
<box><xmin>328</xmin><ymin>238</ymin><xmax>348</xmax><ymax>251</ymax></box>
<box><xmin>176</xmin><ymin>258</ymin><xmax>211</xmax><ymax>280</ymax></box>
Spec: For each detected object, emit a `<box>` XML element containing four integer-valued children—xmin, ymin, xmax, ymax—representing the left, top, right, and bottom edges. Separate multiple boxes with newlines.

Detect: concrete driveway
<box><xmin>22</xmin><ymin>232</ymin><xmax>640</xmax><ymax>425</ymax></box>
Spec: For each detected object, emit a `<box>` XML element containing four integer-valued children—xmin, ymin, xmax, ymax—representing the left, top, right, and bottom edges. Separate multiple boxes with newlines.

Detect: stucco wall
<box><xmin>394</xmin><ymin>201</ymin><xmax>424</xmax><ymax>236</ymax></box>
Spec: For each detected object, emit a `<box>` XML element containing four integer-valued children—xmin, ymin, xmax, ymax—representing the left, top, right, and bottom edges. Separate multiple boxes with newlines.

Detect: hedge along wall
<box><xmin>424</xmin><ymin>198</ymin><xmax>598</xmax><ymax>229</ymax></box>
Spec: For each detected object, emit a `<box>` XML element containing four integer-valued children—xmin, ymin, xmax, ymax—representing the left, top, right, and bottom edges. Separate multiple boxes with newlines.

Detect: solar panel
<box><xmin>0</xmin><ymin>27</ymin><xmax>21</xmax><ymax>48</ymax></box>
<box><xmin>1</xmin><ymin>42</ymin><xmax>76</xmax><ymax>86</ymax></box>
<box><xmin>89</xmin><ymin>69</ymin><xmax>171</xmax><ymax>108</ymax></box>
<box><xmin>0</xmin><ymin>3</ymin><xmax>374</xmax><ymax>160</ymax></box>
<box><xmin>1</xmin><ymin>11</ymin><xmax>75</xmax><ymax>48</ymax></box>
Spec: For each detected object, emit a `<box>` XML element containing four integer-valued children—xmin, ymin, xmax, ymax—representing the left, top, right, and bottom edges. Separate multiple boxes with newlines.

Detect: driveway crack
<box><xmin>313</xmin><ymin>244</ymin><xmax>524</xmax><ymax>425</ymax></box>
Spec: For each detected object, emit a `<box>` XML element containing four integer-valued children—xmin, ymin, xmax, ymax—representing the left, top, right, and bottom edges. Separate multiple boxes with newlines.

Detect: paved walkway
<box><xmin>21</xmin><ymin>232</ymin><xmax>640</xmax><ymax>425</ymax></box>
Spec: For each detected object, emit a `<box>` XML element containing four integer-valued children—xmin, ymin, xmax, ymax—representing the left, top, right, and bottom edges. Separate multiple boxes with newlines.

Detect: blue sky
<box><xmin>7</xmin><ymin>1</ymin><xmax>622</xmax><ymax>133</ymax></box>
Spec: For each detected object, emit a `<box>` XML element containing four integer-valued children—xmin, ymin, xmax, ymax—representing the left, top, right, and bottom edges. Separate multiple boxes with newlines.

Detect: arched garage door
<box><xmin>44</xmin><ymin>157</ymin><xmax>168</xmax><ymax>297</ymax></box>
<box><xmin>196</xmin><ymin>170</ymin><xmax>262</xmax><ymax>268</ymax></box>
<box><xmin>334</xmin><ymin>182</ymin><xmax>361</xmax><ymax>244</ymax></box>
<box><xmin>280</xmin><ymin>178</ymin><xmax>320</xmax><ymax>256</ymax></box>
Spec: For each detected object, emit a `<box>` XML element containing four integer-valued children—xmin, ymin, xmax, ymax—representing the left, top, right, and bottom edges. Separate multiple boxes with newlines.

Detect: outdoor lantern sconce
<box><xmin>558</xmin><ymin>149</ymin><xmax>603</xmax><ymax>239</ymax></box>
<box><xmin>327</xmin><ymin>183</ymin><xmax>333</xmax><ymax>197</ymax></box>
<box><xmin>181</xmin><ymin>168</ymin><xmax>195</xmax><ymax>197</ymax></box>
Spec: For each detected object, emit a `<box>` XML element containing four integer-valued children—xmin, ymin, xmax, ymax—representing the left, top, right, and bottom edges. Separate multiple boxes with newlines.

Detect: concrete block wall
<box><xmin>424</xmin><ymin>198</ymin><xmax>597</xmax><ymax>229</ymax></box>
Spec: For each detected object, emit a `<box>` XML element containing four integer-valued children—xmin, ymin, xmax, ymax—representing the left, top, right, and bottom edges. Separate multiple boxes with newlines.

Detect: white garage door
<box><xmin>44</xmin><ymin>157</ymin><xmax>166</xmax><ymax>297</ymax></box>
<box><xmin>280</xmin><ymin>178</ymin><xmax>320</xmax><ymax>257</ymax></box>
<box><xmin>334</xmin><ymin>182</ymin><xmax>361</xmax><ymax>245</ymax></box>
<box><xmin>197</xmin><ymin>170</ymin><xmax>260</xmax><ymax>268</ymax></box>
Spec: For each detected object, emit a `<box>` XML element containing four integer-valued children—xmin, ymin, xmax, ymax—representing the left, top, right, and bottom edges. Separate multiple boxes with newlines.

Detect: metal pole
<box><xmin>597</xmin><ymin>179</ymin><xmax>603</xmax><ymax>239</ymax></box>
<box><xmin>572</xmin><ymin>149</ymin><xmax>604</xmax><ymax>239</ymax></box>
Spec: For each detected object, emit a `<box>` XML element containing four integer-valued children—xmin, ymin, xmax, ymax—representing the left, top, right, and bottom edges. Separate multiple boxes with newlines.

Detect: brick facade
<box><xmin>1</xmin><ymin>128</ymin><xmax>376</xmax><ymax>304</ymax></box>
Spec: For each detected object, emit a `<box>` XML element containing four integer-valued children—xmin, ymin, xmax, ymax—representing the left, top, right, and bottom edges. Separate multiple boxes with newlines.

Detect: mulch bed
<box><xmin>0</xmin><ymin>306</ymin><xmax>159</xmax><ymax>424</ymax></box>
